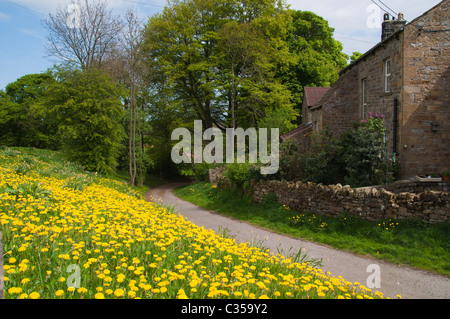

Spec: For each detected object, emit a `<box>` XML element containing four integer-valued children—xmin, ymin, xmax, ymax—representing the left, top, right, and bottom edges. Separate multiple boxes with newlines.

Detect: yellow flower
<box><xmin>8</xmin><ymin>257</ymin><xmax>16</xmax><ymax>264</ymax></box>
<box><xmin>55</xmin><ymin>290</ymin><xmax>64</xmax><ymax>297</ymax></box>
<box><xmin>8</xmin><ymin>287</ymin><xmax>23</xmax><ymax>294</ymax></box>
<box><xmin>114</xmin><ymin>289</ymin><xmax>125</xmax><ymax>297</ymax></box>
<box><xmin>29</xmin><ymin>292</ymin><xmax>40</xmax><ymax>299</ymax></box>
<box><xmin>116</xmin><ymin>273</ymin><xmax>126</xmax><ymax>283</ymax></box>
<box><xmin>177</xmin><ymin>289</ymin><xmax>188</xmax><ymax>299</ymax></box>
<box><xmin>95</xmin><ymin>293</ymin><xmax>105</xmax><ymax>299</ymax></box>
<box><xmin>21</xmin><ymin>278</ymin><xmax>30</xmax><ymax>284</ymax></box>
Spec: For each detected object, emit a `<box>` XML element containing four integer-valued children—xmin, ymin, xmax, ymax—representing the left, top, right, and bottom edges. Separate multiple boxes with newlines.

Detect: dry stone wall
<box><xmin>209</xmin><ymin>166</ymin><xmax>450</xmax><ymax>223</ymax></box>
<box><xmin>250</xmin><ymin>179</ymin><xmax>449</xmax><ymax>224</ymax></box>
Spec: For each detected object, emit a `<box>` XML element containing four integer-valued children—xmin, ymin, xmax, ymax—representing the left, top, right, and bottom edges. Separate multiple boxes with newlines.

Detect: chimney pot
<box><xmin>381</xmin><ymin>12</ymin><xmax>406</xmax><ymax>41</ymax></box>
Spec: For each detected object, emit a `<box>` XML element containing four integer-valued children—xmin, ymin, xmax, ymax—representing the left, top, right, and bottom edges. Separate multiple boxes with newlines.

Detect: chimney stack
<box><xmin>381</xmin><ymin>12</ymin><xmax>406</xmax><ymax>41</ymax></box>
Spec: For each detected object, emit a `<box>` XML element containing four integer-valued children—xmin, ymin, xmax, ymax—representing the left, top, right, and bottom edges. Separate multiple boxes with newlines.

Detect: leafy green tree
<box><xmin>216</xmin><ymin>20</ymin><xmax>296</xmax><ymax>132</ymax></box>
<box><xmin>0</xmin><ymin>73</ymin><xmax>60</xmax><ymax>149</ymax></box>
<box><xmin>350</xmin><ymin>51</ymin><xmax>363</xmax><ymax>63</ymax></box>
<box><xmin>279</xmin><ymin>10</ymin><xmax>349</xmax><ymax>123</ymax></box>
<box><xmin>45</xmin><ymin>67</ymin><xmax>126</xmax><ymax>175</ymax></box>
<box><xmin>143</xmin><ymin>0</ymin><xmax>296</xmax><ymax>132</ymax></box>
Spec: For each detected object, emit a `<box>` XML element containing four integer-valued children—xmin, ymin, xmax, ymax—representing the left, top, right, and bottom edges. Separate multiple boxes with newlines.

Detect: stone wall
<box><xmin>209</xmin><ymin>166</ymin><xmax>450</xmax><ymax>224</ymax></box>
<box><xmin>373</xmin><ymin>179</ymin><xmax>450</xmax><ymax>193</ymax></box>
<box><xmin>209</xmin><ymin>166</ymin><xmax>226</xmax><ymax>184</ymax></box>
<box><xmin>250</xmin><ymin>179</ymin><xmax>450</xmax><ymax>224</ymax></box>
<box><xmin>399</xmin><ymin>0</ymin><xmax>450</xmax><ymax>179</ymax></box>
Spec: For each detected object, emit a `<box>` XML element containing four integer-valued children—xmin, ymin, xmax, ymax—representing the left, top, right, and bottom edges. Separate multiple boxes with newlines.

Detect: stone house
<box><xmin>296</xmin><ymin>0</ymin><xmax>449</xmax><ymax>179</ymax></box>
<box><xmin>301</xmin><ymin>86</ymin><xmax>330</xmax><ymax>130</ymax></box>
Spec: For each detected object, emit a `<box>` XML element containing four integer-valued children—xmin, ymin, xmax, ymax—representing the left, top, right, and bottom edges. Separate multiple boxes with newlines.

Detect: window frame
<box><xmin>362</xmin><ymin>78</ymin><xmax>368</xmax><ymax>119</ymax></box>
<box><xmin>385</xmin><ymin>59</ymin><xmax>391</xmax><ymax>93</ymax></box>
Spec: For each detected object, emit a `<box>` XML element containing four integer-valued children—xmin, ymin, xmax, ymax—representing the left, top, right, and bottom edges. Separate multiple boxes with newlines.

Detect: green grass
<box><xmin>0</xmin><ymin>146</ymin><xmax>146</xmax><ymax>198</ymax></box>
<box><xmin>174</xmin><ymin>182</ymin><xmax>450</xmax><ymax>277</ymax></box>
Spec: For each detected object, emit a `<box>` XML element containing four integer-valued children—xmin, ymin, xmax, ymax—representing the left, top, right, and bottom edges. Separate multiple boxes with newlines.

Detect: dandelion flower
<box><xmin>114</xmin><ymin>289</ymin><xmax>125</xmax><ymax>297</ymax></box>
<box><xmin>29</xmin><ymin>292</ymin><xmax>40</xmax><ymax>299</ymax></box>
<box><xmin>95</xmin><ymin>293</ymin><xmax>105</xmax><ymax>299</ymax></box>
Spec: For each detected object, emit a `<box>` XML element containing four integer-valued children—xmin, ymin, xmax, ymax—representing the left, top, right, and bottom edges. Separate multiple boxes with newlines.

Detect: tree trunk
<box><xmin>129</xmin><ymin>81</ymin><xmax>137</xmax><ymax>186</ymax></box>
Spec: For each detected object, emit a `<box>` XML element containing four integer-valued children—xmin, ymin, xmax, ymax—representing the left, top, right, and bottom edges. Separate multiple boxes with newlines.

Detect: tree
<box><xmin>350</xmin><ymin>51</ymin><xmax>363</xmax><ymax>63</ymax></box>
<box><xmin>143</xmin><ymin>0</ymin><xmax>296</xmax><ymax>132</ymax></box>
<box><xmin>120</xmin><ymin>7</ymin><xmax>147</xmax><ymax>186</ymax></box>
<box><xmin>278</xmin><ymin>10</ymin><xmax>349</xmax><ymax>123</ymax></box>
<box><xmin>43</xmin><ymin>0</ymin><xmax>123</xmax><ymax>70</ymax></box>
<box><xmin>0</xmin><ymin>73</ymin><xmax>59</xmax><ymax>149</ymax></box>
<box><xmin>216</xmin><ymin>20</ymin><xmax>296</xmax><ymax>132</ymax></box>
<box><xmin>45</xmin><ymin>67</ymin><xmax>126</xmax><ymax>175</ymax></box>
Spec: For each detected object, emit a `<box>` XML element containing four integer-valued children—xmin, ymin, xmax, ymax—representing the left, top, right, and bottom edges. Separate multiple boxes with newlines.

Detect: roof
<box><xmin>280</xmin><ymin>122</ymin><xmax>313</xmax><ymax>141</ymax></box>
<box><xmin>310</xmin><ymin>84</ymin><xmax>336</xmax><ymax>110</ymax></box>
<box><xmin>303</xmin><ymin>87</ymin><xmax>330</xmax><ymax>107</ymax></box>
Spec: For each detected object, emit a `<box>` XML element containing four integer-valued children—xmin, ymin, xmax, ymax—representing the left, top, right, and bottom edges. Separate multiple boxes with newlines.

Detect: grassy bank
<box><xmin>174</xmin><ymin>182</ymin><xmax>450</xmax><ymax>277</ymax></box>
<box><xmin>1</xmin><ymin>147</ymin><xmax>387</xmax><ymax>299</ymax></box>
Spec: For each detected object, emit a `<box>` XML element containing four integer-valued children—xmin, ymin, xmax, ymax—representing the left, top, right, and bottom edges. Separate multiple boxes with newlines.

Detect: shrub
<box><xmin>339</xmin><ymin>113</ymin><xmax>386</xmax><ymax>187</ymax></box>
<box><xmin>278</xmin><ymin>129</ymin><xmax>343</xmax><ymax>184</ymax></box>
<box><xmin>225</xmin><ymin>163</ymin><xmax>253</xmax><ymax>189</ymax></box>
<box><xmin>300</xmin><ymin>128</ymin><xmax>343</xmax><ymax>184</ymax></box>
<box><xmin>278</xmin><ymin>139</ymin><xmax>304</xmax><ymax>181</ymax></box>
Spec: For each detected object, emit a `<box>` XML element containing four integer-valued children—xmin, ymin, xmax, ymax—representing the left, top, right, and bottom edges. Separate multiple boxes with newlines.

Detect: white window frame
<box><xmin>385</xmin><ymin>59</ymin><xmax>391</xmax><ymax>93</ymax></box>
<box><xmin>362</xmin><ymin>78</ymin><xmax>367</xmax><ymax>119</ymax></box>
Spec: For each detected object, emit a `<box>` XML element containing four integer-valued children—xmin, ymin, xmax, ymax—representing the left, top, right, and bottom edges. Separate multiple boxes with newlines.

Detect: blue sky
<box><xmin>0</xmin><ymin>0</ymin><xmax>442</xmax><ymax>90</ymax></box>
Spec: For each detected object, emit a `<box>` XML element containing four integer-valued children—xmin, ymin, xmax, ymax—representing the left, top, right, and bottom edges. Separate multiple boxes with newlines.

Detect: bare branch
<box><xmin>43</xmin><ymin>0</ymin><xmax>123</xmax><ymax>69</ymax></box>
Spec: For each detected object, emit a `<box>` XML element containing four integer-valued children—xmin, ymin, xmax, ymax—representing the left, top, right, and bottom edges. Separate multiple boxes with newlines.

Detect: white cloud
<box><xmin>20</xmin><ymin>28</ymin><xmax>45</xmax><ymax>40</ymax></box>
<box><xmin>0</xmin><ymin>11</ymin><xmax>12</xmax><ymax>20</ymax></box>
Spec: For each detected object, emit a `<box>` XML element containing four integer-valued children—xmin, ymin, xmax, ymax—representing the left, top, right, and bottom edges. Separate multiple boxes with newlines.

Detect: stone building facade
<box><xmin>301</xmin><ymin>86</ymin><xmax>329</xmax><ymax>129</ymax></box>
<box><xmin>295</xmin><ymin>0</ymin><xmax>449</xmax><ymax>179</ymax></box>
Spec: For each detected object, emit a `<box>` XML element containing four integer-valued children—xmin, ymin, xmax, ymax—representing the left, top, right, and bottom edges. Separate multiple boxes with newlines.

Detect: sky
<box><xmin>0</xmin><ymin>0</ymin><xmax>442</xmax><ymax>90</ymax></box>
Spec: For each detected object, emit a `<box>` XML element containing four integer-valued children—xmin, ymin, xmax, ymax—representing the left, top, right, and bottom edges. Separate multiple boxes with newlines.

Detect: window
<box><xmin>385</xmin><ymin>59</ymin><xmax>391</xmax><ymax>93</ymax></box>
<box><xmin>362</xmin><ymin>78</ymin><xmax>367</xmax><ymax>119</ymax></box>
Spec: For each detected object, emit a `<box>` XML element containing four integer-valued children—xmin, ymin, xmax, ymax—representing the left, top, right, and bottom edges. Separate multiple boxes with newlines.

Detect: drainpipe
<box><xmin>393</xmin><ymin>98</ymin><xmax>398</xmax><ymax>155</ymax></box>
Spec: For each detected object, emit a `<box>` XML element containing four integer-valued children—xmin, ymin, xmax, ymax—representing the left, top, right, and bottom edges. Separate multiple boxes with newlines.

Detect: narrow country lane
<box><xmin>145</xmin><ymin>183</ymin><xmax>450</xmax><ymax>299</ymax></box>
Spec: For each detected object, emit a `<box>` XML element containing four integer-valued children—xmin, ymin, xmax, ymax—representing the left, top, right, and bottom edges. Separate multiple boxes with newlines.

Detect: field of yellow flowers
<box><xmin>0</xmin><ymin>147</ymin><xmax>384</xmax><ymax>299</ymax></box>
